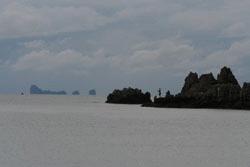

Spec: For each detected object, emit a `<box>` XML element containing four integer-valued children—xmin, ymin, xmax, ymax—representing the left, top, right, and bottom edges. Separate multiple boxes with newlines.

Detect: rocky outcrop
<box><xmin>30</xmin><ymin>85</ymin><xmax>67</xmax><ymax>95</ymax></box>
<box><xmin>217</xmin><ymin>66</ymin><xmax>239</xmax><ymax>85</ymax></box>
<box><xmin>72</xmin><ymin>91</ymin><xmax>80</xmax><ymax>95</ymax></box>
<box><xmin>181</xmin><ymin>72</ymin><xmax>198</xmax><ymax>96</ymax></box>
<box><xmin>215</xmin><ymin>67</ymin><xmax>241</xmax><ymax>104</ymax></box>
<box><xmin>241</xmin><ymin>83</ymin><xmax>250</xmax><ymax>107</ymax></box>
<box><xmin>30</xmin><ymin>85</ymin><xmax>43</xmax><ymax>94</ymax></box>
<box><xmin>181</xmin><ymin>73</ymin><xmax>217</xmax><ymax>97</ymax></box>
<box><xmin>144</xmin><ymin>67</ymin><xmax>250</xmax><ymax>110</ymax></box>
<box><xmin>106</xmin><ymin>87</ymin><xmax>152</xmax><ymax>104</ymax></box>
<box><xmin>180</xmin><ymin>67</ymin><xmax>241</xmax><ymax>102</ymax></box>
<box><xmin>216</xmin><ymin>84</ymin><xmax>241</xmax><ymax>102</ymax></box>
<box><xmin>89</xmin><ymin>89</ymin><xmax>96</xmax><ymax>96</ymax></box>
<box><xmin>199</xmin><ymin>73</ymin><xmax>217</xmax><ymax>85</ymax></box>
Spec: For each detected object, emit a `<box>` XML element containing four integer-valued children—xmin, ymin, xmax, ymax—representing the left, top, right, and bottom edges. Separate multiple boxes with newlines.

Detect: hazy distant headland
<box><xmin>30</xmin><ymin>85</ymin><xmax>67</xmax><ymax>95</ymax></box>
<box><xmin>30</xmin><ymin>85</ymin><xmax>97</xmax><ymax>96</ymax></box>
<box><xmin>107</xmin><ymin>67</ymin><xmax>250</xmax><ymax>110</ymax></box>
<box><xmin>89</xmin><ymin>89</ymin><xmax>96</xmax><ymax>96</ymax></box>
<box><xmin>72</xmin><ymin>90</ymin><xmax>80</xmax><ymax>95</ymax></box>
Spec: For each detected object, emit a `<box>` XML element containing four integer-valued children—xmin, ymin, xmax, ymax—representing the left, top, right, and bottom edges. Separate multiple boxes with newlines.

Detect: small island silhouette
<box><xmin>72</xmin><ymin>90</ymin><xmax>80</xmax><ymax>95</ymax></box>
<box><xmin>89</xmin><ymin>89</ymin><xmax>96</xmax><ymax>96</ymax></box>
<box><xmin>107</xmin><ymin>67</ymin><xmax>250</xmax><ymax>110</ymax></box>
<box><xmin>30</xmin><ymin>85</ymin><xmax>67</xmax><ymax>95</ymax></box>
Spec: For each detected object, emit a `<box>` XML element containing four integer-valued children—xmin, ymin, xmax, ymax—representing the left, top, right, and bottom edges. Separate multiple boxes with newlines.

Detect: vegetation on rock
<box><xmin>106</xmin><ymin>87</ymin><xmax>152</xmax><ymax>104</ymax></box>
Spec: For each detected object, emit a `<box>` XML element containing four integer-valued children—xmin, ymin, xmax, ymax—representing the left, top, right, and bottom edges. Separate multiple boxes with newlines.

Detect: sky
<box><xmin>0</xmin><ymin>0</ymin><xmax>250</xmax><ymax>95</ymax></box>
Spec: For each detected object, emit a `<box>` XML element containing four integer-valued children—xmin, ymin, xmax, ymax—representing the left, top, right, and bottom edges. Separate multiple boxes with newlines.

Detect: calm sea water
<box><xmin>0</xmin><ymin>95</ymin><xmax>250</xmax><ymax>167</ymax></box>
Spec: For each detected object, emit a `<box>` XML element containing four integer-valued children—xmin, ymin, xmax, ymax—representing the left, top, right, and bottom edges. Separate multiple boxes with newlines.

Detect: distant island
<box><xmin>72</xmin><ymin>90</ymin><xmax>80</xmax><ymax>95</ymax></box>
<box><xmin>89</xmin><ymin>89</ymin><xmax>96</xmax><ymax>96</ymax></box>
<box><xmin>30</xmin><ymin>85</ymin><xmax>67</xmax><ymax>95</ymax></box>
<box><xmin>107</xmin><ymin>67</ymin><xmax>250</xmax><ymax>110</ymax></box>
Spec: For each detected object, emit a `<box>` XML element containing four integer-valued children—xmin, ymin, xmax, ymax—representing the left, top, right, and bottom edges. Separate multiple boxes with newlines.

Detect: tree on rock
<box><xmin>106</xmin><ymin>87</ymin><xmax>152</xmax><ymax>104</ymax></box>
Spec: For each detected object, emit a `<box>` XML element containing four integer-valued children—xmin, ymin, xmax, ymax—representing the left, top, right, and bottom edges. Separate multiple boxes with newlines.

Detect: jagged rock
<box><xmin>216</xmin><ymin>84</ymin><xmax>241</xmax><ymax>102</ymax></box>
<box><xmin>145</xmin><ymin>66</ymin><xmax>250</xmax><ymax>110</ymax></box>
<box><xmin>89</xmin><ymin>89</ymin><xmax>96</xmax><ymax>96</ymax></box>
<box><xmin>242</xmin><ymin>83</ymin><xmax>250</xmax><ymax>100</ymax></box>
<box><xmin>181</xmin><ymin>73</ymin><xmax>217</xmax><ymax>97</ymax></box>
<box><xmin>181</xmin><ymin>72</ymin><xmax>198</xmax><ymax>96</ymax></box>
<box><xmin>217</xmin><ymin>66</ymin><xmax>239</xmax><ymax>85</ymax></box>
<box><xmin>198</xmin><ymin>73</ymin><xmax>217</xmax><ymax>96</ymax></box>
<box><xmin>72</xmin><ymin>91</ymin><xmax>80</xmax><ymax>95</ymax></box>
<box><xmin>199</xmin><ymin>73</ymin><xmax>217</xmax><ymax>85</ymax></box>
<box><xmin>106</xmin><ymin>87</ymin><xmax>152</xmax><ymax>104</ymax></box>
<box><xmin>241</xmin><ymin>83</ymin><xmax>250</xmax><ymax>107</ymax></box>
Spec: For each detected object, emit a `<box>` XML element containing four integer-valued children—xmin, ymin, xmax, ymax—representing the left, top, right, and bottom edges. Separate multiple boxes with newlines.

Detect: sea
<box><xmin>0</xmin><ymin>95</ymin><xmax>249</xmax><ymax>167</ymax></box>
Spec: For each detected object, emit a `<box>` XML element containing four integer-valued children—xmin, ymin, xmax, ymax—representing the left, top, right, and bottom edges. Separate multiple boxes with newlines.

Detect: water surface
<box><xmin>0</xmin><ymin>95</ymin><xmax>249</xmax><ymax>167</ymax></box>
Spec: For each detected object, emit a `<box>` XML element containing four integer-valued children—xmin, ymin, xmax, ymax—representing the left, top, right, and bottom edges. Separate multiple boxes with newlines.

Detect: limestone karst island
<box><xmin>107</xmin><ymin>67</ymin><xmax>250</xmax><ymax>110</ymax></box>
<box><xmin>30</xmin><ymin>85</ymin><xmax>67</xmax><ymax>95</ymax></box>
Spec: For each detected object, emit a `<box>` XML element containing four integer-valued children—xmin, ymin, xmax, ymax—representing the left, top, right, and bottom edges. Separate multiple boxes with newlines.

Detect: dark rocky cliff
<box><xmin>241</xmin><ymin>83</ymin><xmax>250</xmax><ymax>107</ymax></box>
<box><xmin>147</xmin><ymin>67</ymin><xmax>250</xmax><ymax>110</ymax></box>
<box><xmin>107</xmin><ymin>67</ymin><xmax>250</xmax><ymax>110</ymax></box>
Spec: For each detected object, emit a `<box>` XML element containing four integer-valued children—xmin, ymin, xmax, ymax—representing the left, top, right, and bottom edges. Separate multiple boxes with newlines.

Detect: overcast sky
<box><xmin>0</xmin><ymin>0</ymin><xmax>250</xmax><ymax>95</ymax></box>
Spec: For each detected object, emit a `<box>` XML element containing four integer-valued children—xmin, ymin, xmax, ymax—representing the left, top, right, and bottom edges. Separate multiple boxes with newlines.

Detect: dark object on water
<box><xmin>72</xmin><ymin>90</ymin><xmax>80</xmax><ymax>95</ymax></box>
<box><xmin>106</xmin><ymin>66</ymin><xmax>250</xmax><ymax>110</ymax></box>
<box><xmin>89</xmin><ymin>89</ymin><xmax>96</xmax><ymax>96</ymax></box>
<box><xmin>143</xmin><ymin>66</ymin><xmax>250</xmax><ymax>110</ymax></box>
<box><xmin>106</xmin><ymin>87</ymin><xmax>152</xmax><ymax>104</ymax></box>
<box><xmin>30</xmin><ymin>85</ymin><xmax>67</xmax><ymax>95</ymax></box>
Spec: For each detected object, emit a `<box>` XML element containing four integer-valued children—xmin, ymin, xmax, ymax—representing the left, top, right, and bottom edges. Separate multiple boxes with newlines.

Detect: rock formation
<box><xmin>89</xmin><ymin>89</ymin><xmax>96</xmax><ymax>96</ymax></box>
<box><xmin>215</xmin><ymin>67</ymin><xmax>241</xmax><ymax>104</ymax></box>
<box><xmin>106</xmin><ymin>87</ymin><xmax>152</xmax><ymax>104</ymax></box>
<box><xmin>143</xmin><ymin>67</ymin><xmax>250</xmax><ymax>110</ymax></box>
<box><xmin>181</xmin><ymin>72</ymin><xmax>199</xmax><ymax>96</ymax></box>
<box><xmin>30</xmin><ymin>85</ymin><xmax>67</xmax><ymax>95</ymax></box>
<box><xmin>72</xmin><ymin>91</ymin><xmax>80</xmax><ymax>95</ymax></box>
<box><xmin>217</xmin><ymin>66</ymin><xmax>239</xmax><ymax>85</ymax></box>
<box><xmin>241</xmin><ymin>83</ymin><xmax>250</xmax><ymax>107</ymax></box>
<box><xmin>181</xmin><ymin>72</ymin><xmax>217</xmax><ymax>98</ymax></box>
<box><xmin>30</xmin><ymin>85</ymin><xmax>43</xmax><ymax>94</ymax></box>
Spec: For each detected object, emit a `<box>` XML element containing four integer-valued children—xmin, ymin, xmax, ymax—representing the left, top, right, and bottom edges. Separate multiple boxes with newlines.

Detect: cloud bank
<box><xmin>1</xmin><ymin>0</ymin><xmax>250</xmax><ymax>94</ymax></box>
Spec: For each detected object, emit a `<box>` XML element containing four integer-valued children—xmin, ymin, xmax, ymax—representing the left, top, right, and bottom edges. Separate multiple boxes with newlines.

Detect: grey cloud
<box><xmin>2</xmin><ymin>0</ymin><xmax>250</xmax><ymax>39</ymax></box>
<box><xmin>168</xmin><ymin>0</ymin><xmax>250</xmax><ymax>38</ymax></box>
<box><xmin>200</xmin><ymin>39</ymin><xmax>250</xmax><ymax>72</ymax></box>
<box><xmin>13</xmin><ymin>49</ymin><xmax>91</xmax><ymax>73</ymax></box>
<box><xmin>12</xmin><ymin>47</ymin><xmax>112</xmax><ymax>77</ymax></box>
<box><xmin>0</xmin><ymin>2</ymin><xmax>113</xmax><ymax>39</ymax></box>
<box><xmin>115</xmin><ymin>38</ymin><xmax>197</xmax><ymax>74</ymax></box>
<box><xmin>23</xmin><ymin>40</ymin><xmax>46</xmax><ymax>49</ymax></box>
<box><xmin>1</xmin><ymin>0</ymin><xmax>250</xmax><ymax>94</ymax></box>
